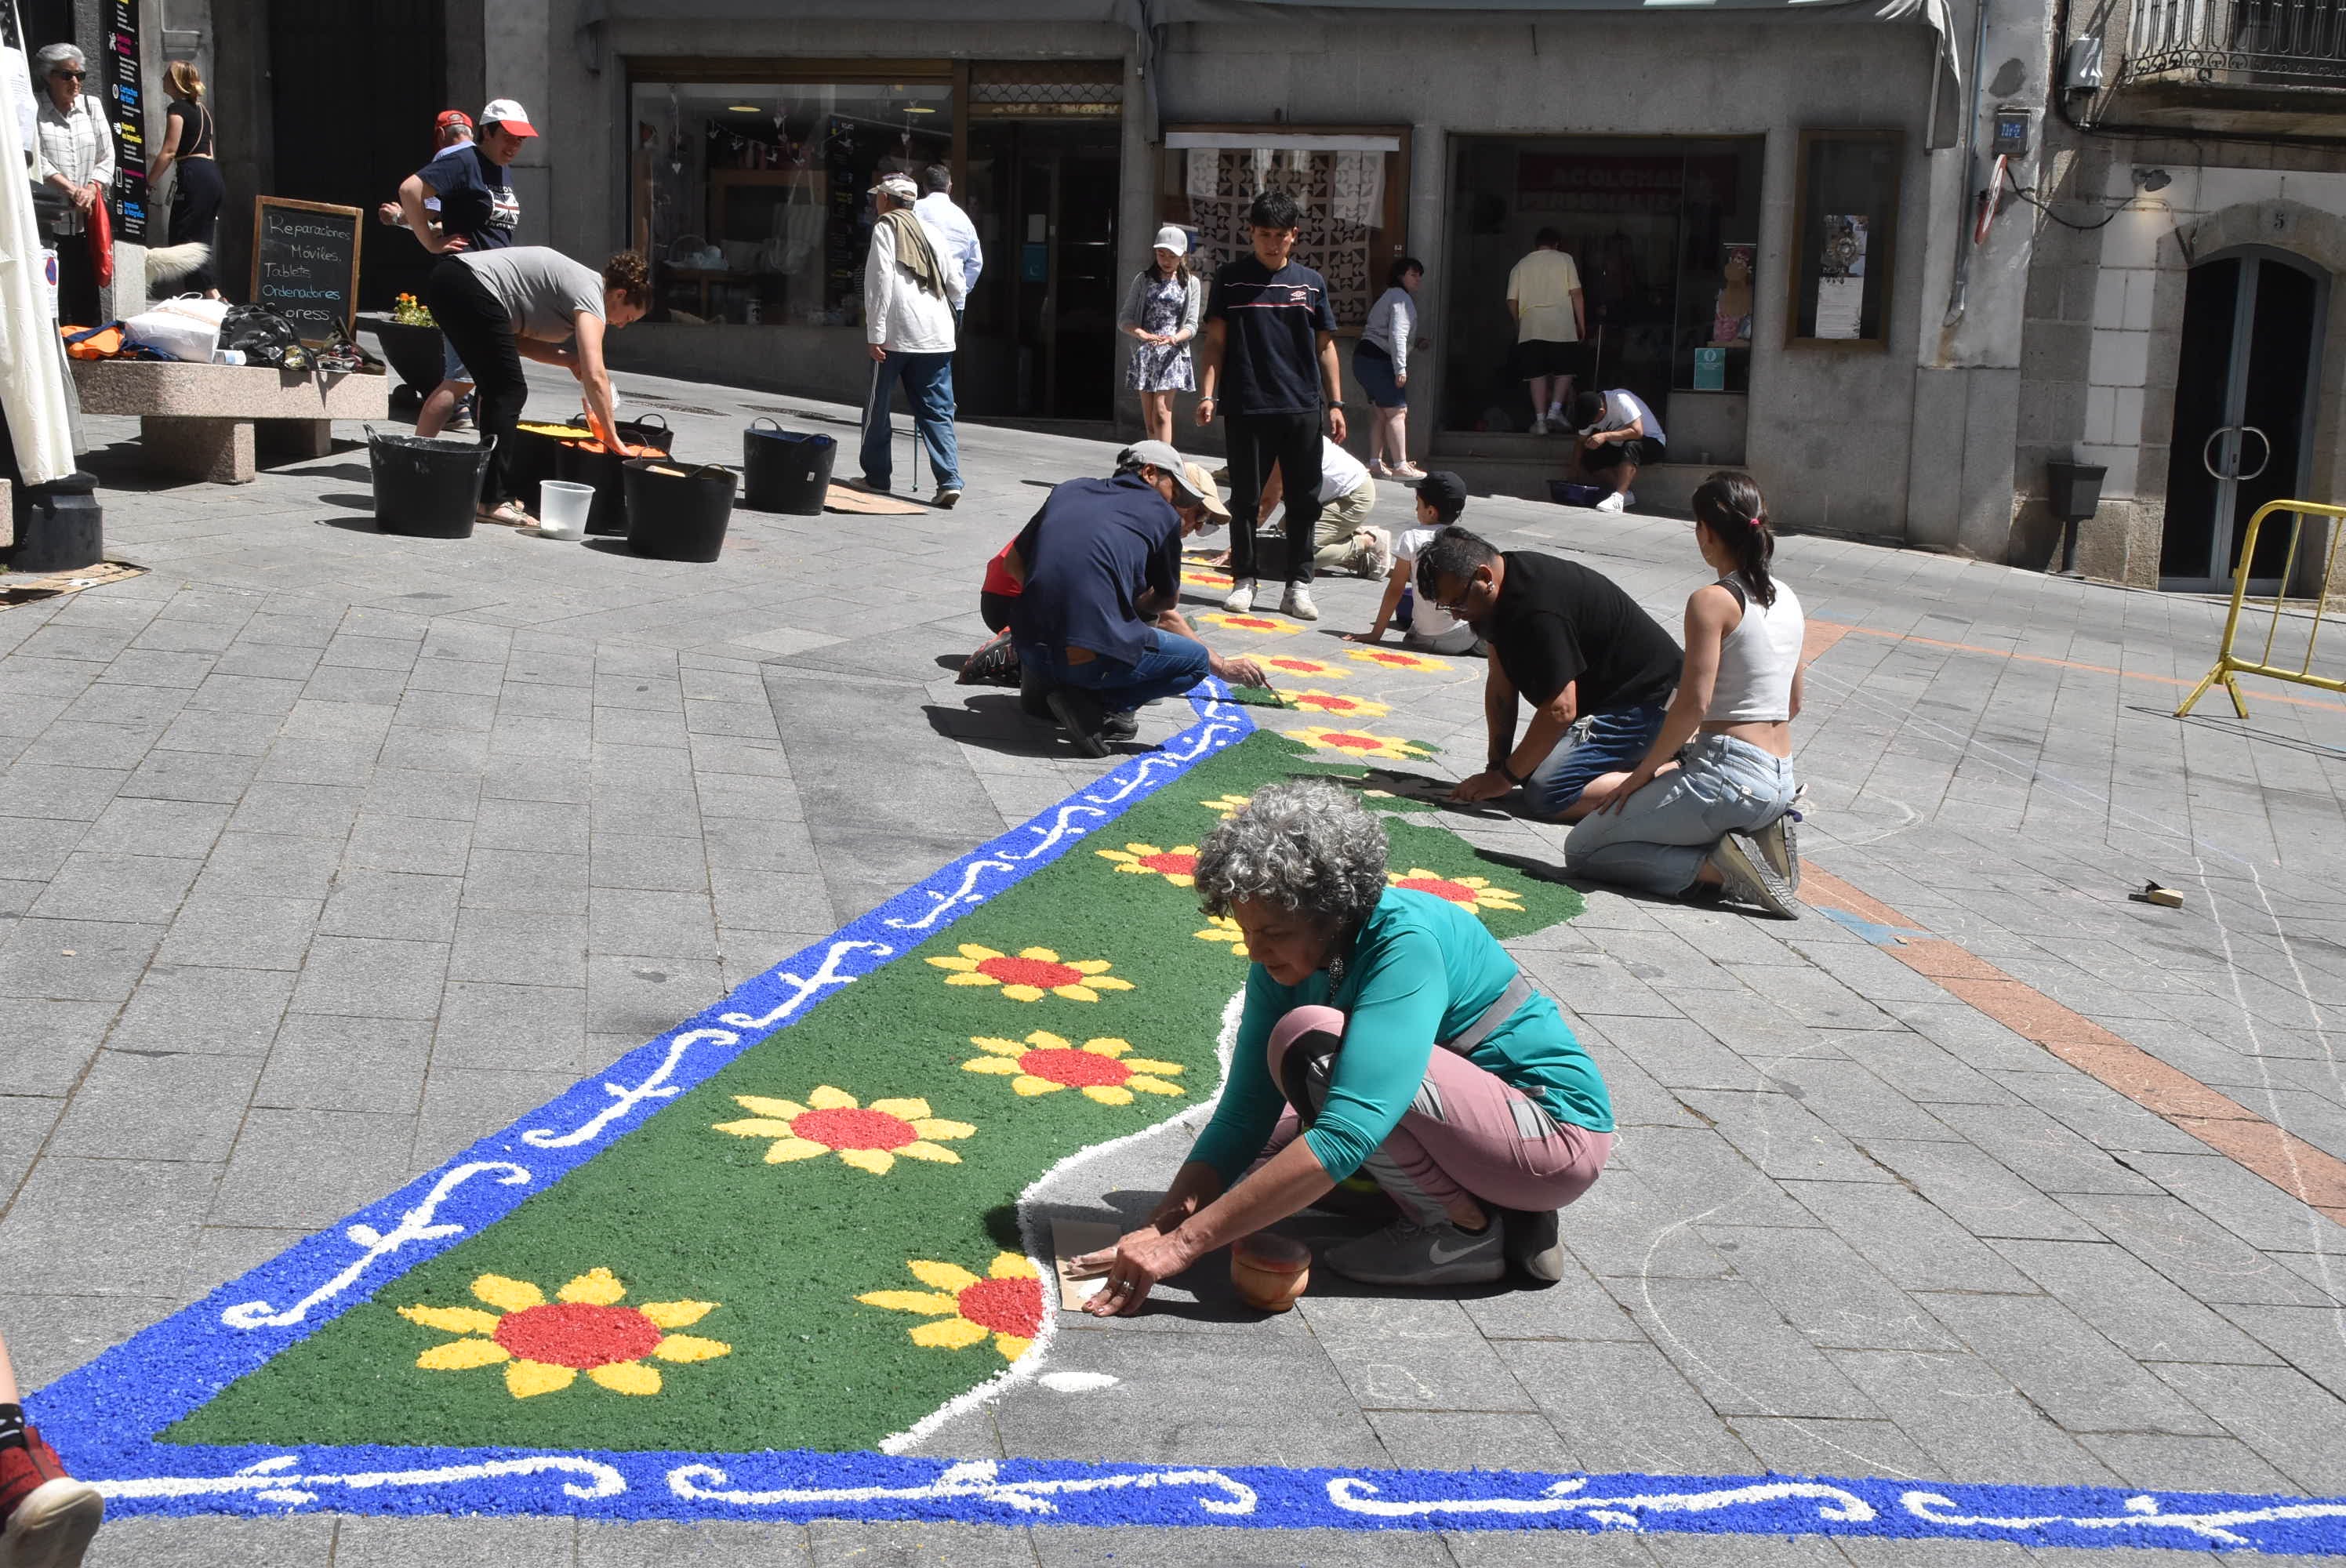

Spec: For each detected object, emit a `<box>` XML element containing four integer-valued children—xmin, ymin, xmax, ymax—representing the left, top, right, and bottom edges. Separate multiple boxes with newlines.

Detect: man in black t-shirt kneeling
<box><xmin>1415</xmin><ymin>528</ymin><xmax>1683</xmax><ymax>822</ymax></box>
<box><xmin>1197</xmin><ymin>191</ymin><xmax>1347</xmax><ymax>625</ymax></box>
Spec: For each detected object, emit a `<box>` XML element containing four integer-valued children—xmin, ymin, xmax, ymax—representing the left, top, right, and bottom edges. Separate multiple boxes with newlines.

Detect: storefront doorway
<box><xmin>960</xmin><ymin>120</ymin><xmax>1119</xmax><ymax>422</ymax></box>
<box><xmin>2160</xmin><ymin>248</ymin><xmax>2327</xmax><ymax>591</ymax></box>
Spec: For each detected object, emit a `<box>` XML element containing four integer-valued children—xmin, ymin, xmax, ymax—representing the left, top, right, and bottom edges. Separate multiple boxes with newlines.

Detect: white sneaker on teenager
<box><xmin>1222</xmin><ymin>579</ymin><xmax>1256</xmax><ymax>614</ymax></box>
<box><xmin>1595</xmin><ymin>492</ymin><xmax>1627</xmax><ymax>514</ymax></box>
<box><xmin>1281</xmin><ymin>583</ymin><xmax>1320</xmax><ymax>622</ymax></box>
<box><xmin>1529</xmin><ymin>418</ymin><xmax>1549</xmax><ymax>436</ymax></box>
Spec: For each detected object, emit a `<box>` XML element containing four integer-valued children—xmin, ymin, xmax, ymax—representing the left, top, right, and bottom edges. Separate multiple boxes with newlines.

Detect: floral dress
<box><xmin>1124</xmin><ymin>273</ymin><xmax>1197</xmax><ymax>393</ymax></box>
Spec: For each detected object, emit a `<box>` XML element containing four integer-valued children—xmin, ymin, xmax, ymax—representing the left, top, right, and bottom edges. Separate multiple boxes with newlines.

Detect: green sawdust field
<box><xmin>166</xmin><ymin>734</ymin><xmax>1584</xmax><ymax>1455</ymax></box>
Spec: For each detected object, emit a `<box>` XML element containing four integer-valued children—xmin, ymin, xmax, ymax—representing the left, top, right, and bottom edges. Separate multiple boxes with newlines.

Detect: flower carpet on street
<box><xmin>31</xmin><ymin>684</ymin><xmax>2346</xmax><ymax>1548</ymax></box>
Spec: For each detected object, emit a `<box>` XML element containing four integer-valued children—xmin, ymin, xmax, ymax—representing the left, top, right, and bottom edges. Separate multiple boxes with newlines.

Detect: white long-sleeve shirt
<box><xmin>914</xmin><ymin>191</ymin><xmax>983</xmax><ymax>299</ymax></box>
<box><xmin>34</xmin><ymin>88</ymin><xmax>113</xmax><ymax>237</ymax></box>
<box><xmin>863</xmin><ymin>211</ymin><xmax>963</xmax><ymax>354</ymax></box>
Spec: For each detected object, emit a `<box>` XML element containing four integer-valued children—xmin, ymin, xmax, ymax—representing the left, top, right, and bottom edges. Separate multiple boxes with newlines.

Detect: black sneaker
<box><xmin>934</xmin><ymin>486</ymin><xmax>964</xmax><ymax>509</ymax></box>
<box><xmin>1018</xmin><ymin>663</ymin><xmax>1056</xmax><ymax>720</ymax></box>
<box><xmin>1709</xmin><ymin>833</ymin><xmax>1799</xmax><ymax>919</ymax></box>
<box><xmin>1100</xmin><ymin>710</ymin><xmax>1138</xmax><ymax>742</ymax></box>
<box><xmin>1047</xmin><ymin>687</ymin><xmax>1111</xmax><ymax>758</ymax></box>
<box><xmin>1501</xmin><ymin>1207</ymin><xmax>1565</xmax><ymax>1282</ymax></box>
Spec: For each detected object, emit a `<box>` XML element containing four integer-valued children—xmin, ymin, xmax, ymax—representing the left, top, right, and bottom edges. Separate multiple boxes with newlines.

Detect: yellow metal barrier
<box><xmin>2176</xmin><ymin>499</ymin><xmax>2346</xmax><ymax>718</ymax></box>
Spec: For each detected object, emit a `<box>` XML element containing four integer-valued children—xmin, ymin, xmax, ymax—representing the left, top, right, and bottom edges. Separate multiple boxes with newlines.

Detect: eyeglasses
<box><xmin>1433</xmin><ymin>575</ymin><xmax>1483</xmax><ymax>615</ymax></box>
<box><xmin>53</xmin><ymin>69</ymin><xmax>85</xmax><ymax>80</ymax></box>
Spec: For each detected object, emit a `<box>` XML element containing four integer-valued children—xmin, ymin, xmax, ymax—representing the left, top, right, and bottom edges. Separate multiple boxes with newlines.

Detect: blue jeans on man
<box><xmin>1034</xmin><ymin>627</ymin><xmax>1212</xmax><ymax>714</ymax></box>
<box><xmin>860</xmin><ymin>349</ymin><xmax>962</xmax><ymax>491</ymax></box>
<box><xmin>1527</xmin><ymin>701</ymin><xmax>1671</xmax><ymax>818</ymax></box>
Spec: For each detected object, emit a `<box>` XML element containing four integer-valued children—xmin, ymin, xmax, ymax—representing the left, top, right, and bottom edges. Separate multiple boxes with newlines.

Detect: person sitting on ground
<box><xmin>1564</xmin><ymin>471</ymin><xmax>1804</xmax><ymax>916</ymax></box>
<box><xmin>1005</xmin><ymin>441</ymin><xmax>1269</xmax><ymax>757</ymax></box>
<box><xmin>953</xmin><ymin>533</ymin><xmax>1032</xmax><ymax>688</ymax></box>
<box><xmin>0</xmin><ymin>1327</ymin><xmax>104</xmax><ymax>1565</ymax></box>
<box><xmin>1346</xmin><ymin>470</ymin><xmax>1484</xmax><ymax>656</ymax></box>
<box><xmin>424</xmin><ymin>246</ymin><xmax>650</xmax><ymax>528</ymax></box>
<box><xmin>1567</xmin><ymin>385</ymin><xmax>1668</xmax><ymax>516</ymax></box>
<box><xmin>1252</xmin><ymin>437</ymin><xmax>1392</xmax><ymax>582</ymax></box>
<box><xmin>1074</xmin><ymin>780</ymin><xmax>1614</xmax><ymax>1305</ymax></box>
<box><xmin>1418</xmin><ymin>528</ymin><xmax>1682</xmax><ymax>822</ymax></box>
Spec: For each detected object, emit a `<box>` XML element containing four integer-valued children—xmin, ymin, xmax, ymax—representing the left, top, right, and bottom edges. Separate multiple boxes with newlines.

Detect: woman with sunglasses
<box><xmin>31</xmin><ymin>44</ymin><xmax>114</xmax><ymax>327</ymax></box>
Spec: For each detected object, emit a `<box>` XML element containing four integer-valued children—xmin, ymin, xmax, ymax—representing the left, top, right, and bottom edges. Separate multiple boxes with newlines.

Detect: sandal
<box><xmin>1392</xmin><ymin>463</ymin><xmax>1428</xmax><ymax>481</ymax></box>
<box><xmin>1367</xmin><ymin>459</ymin><xmax>1393</xmax><ymax>478</ymax></box>
<box><xmin>478</xmin><ymin>500</ymin><xmax>534</xmax><ymax>528</ymax></box>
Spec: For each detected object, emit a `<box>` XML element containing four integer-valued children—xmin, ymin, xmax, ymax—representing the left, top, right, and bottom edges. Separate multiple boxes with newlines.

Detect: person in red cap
<box><xmin>397</xmin><ymin>100</ymin><xmax>536</xmax><ymax>437</ymax></box>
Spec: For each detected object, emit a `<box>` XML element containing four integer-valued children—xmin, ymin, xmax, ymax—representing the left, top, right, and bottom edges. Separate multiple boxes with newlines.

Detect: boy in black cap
<box><xmin>1343</xmin><ymin>471</ymin><xmax>1486</xmax><ymax>656</ymax></box>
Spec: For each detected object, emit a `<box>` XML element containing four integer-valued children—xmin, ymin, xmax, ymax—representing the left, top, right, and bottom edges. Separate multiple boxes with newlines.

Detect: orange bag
<box><xmin>88</xmin><ymin>195</ymin><xmax>113</xmax><ymax>288</ymax></box>
<box><xmin>64</xmin><ymin>323</ymin><xmax>125</xmax><ymax>359</ymax></box>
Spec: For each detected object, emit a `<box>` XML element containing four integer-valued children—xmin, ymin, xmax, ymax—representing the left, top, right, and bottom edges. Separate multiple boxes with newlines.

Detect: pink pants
<box><xmin>1261</xmin><ymin>1005</ymin><xmax>1613</xmax><ymax>1225</ymax></box>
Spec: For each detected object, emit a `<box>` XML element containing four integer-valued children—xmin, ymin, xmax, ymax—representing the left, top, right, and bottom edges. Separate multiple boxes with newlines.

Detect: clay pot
<box><xmin>1230</xmin><ymin>1233</ymin><xmax>1312</xmax><ymax>1313</ymax></box>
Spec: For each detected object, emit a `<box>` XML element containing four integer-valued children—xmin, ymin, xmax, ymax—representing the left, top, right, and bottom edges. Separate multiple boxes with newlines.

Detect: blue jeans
<box><xmin>1041</xmin><ymin>628</ymin><xmax>1212</xmax><ymax>714</ymax></box>
<box><xmin>859</xmin><ymin>350</ymin><xmax>962</xmax><ymax>491</ymax></box>
<box><xmin>1527</xmin><ymin>702</ymin><xmax>1669</xmax><ymax>818</ymax></box>
<box><xmin>1562</xmin><ymin>733</ymin><xmax>1797</xmax><ymax>895</ymax></box>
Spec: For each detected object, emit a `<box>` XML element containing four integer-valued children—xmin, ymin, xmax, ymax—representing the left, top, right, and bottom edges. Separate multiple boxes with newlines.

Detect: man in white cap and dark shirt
<box><xmin>1004</xmin><ymin>441</ymin><xmax>1268</xmax><ymax>757</ymax></box>
<box><xmin>855</xmin><ymin>172</ymin><xmax>968</xmax><ymax>506</ymax></box>
<box><xmin>914</xmin><ymin>165</ymin><xmax>982</xmax><ymax>328</ymax></box>
<box><xmin>398</xmin><ymin>99</ymin><xmax>535</xmax><ymax>437</ymax></box>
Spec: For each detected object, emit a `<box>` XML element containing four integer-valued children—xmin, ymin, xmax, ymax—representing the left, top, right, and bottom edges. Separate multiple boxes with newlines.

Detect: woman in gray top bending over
<box><xmin>1563</xmin><ymin>470</ymin><xmax>1807</xmax><ymax>917</ymax></box>
<box><xmin>1119</xmin><ymin>226</ymin><xmax>1205</xmax><ymax>445</ymax></box>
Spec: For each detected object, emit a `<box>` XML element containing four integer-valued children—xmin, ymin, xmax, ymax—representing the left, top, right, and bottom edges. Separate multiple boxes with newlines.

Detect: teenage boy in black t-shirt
<box><xmin>1197</xmin><ymin>191</ymin><xmax>1346</xmax><ymax>624</ymax></box>
<box><xmin>395</xmin><ymin>99</ymin><xmax>534</xmax><ymax>437</ymax></box>
<box><xmin>1414</xmin><ymin>527</ymin><xmax>1683</xmax><ymax>822</ymax></box>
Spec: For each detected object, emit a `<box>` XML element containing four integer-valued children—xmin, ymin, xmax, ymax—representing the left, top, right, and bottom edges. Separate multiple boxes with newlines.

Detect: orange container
<box><xmin>1230</xmin><ymin>1232</ymin><xmax>1311</xmax><ymax>1312</ymax></box>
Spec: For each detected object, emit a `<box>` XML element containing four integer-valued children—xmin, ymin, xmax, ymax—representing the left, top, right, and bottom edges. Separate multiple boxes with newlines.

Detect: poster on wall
<box><xmin>104</xmin><ymin>0</ymin><xmax>145</xmax><ymax>242</ymax></box>
<box><xmin>1812</xmin><ymin>214</ymin><xmax>1867</xmax><ymax>340</ymax></box>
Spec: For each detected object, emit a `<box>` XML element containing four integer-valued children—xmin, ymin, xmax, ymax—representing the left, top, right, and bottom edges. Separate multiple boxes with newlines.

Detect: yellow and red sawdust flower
<box><xmin>714</xmin><ymin>1086</ymin><xmax>975</xmax><ymax>1174</ymax></box>
<box><xmin>1287</xmin><ymin>688</ymin><xmax>1390</xmax><ymax>719</ymax></box>
<box><xmin>927</xmin><ymin>943</ymin><xmax>1135</xmax><ymax>1003</ymax></box>
<box><xmin>1349</xmin><ymin>647</ymin><xmax>1452</xmax><ymax>673</ymax></box>
<box><xmin>1180</xmin><ymin>568</ymin><xmax>1229</xmax><ymax>588</ymax></box>
<box><xmin>1196</xmin><ymin>916</ymin><xmax>1250</xmax><ymax>957</ymax></box>
<box><xmin>1287</xmin><ymin>726</ymin><xmax>1433</xmax><ymax>760</ymax></box>
<box><xmin>1389</xmin><ymin>867</ymin><xmax>1527</xmax><ymax>916</ymax></box>
<box><xmin>1200</xmin><ymin>792</ymin><xmax>1252</xmax><ymax>819</ymax></box>
<box><xmin>1259</xmin><ymin>655</ymin><xmax>1346</xmax><ymax>681</ymax></box>
<box><xmin>398</xmin><ymin>1269</ymin><xmax>728</xmax><ymax>1400</ymax></box>
<box><xmin>1094</xmin><ymin>841</ymin><xmax>1200</xmax><ymax>887</ymax></box>
<box><xmin>963</xmin><ymin>1030</ymin><xmax>1185</xmax><ymax>1104</ymax></box>
<box><xmin>859</xmin><ymin>1253</ymin><xmax>1044</xmax><ymax>1361</ymax></box>
<box><xmin>1201</xmin><ymin>612</ymin><xmax>1304</xmax><ymax>637</ymax></box>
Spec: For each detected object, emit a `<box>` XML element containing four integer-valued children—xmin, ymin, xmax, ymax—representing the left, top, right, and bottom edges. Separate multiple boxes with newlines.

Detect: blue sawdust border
<box><xmin>27</xmin><ymin>687</ymin><xmax>2346</xmax><ymax>1551</ymax></box>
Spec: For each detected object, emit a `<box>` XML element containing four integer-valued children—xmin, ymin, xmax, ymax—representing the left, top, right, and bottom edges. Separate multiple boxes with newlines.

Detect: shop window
<box><xmin>1788</xmin><ymin>129</ymin><xmax>1901</xmax><ymax>347</ymax></box>
<box><xmin>1157</xmin><ymin>129</ymin><xmax>1411</xmax><ymax>330</ymax></box>
<box><xmin>1440</xmin><ymin>136</ymin><xmax>1763</xmax><ymax>448</ymax></box>
<box><xmin>626</xmin><ymin>76</ymin><xmax>952</xmax><ymax>328</ymax></box>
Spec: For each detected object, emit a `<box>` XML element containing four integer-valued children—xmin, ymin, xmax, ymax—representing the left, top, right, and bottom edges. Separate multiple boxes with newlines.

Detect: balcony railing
<box><xmin>2123</xmin><ymin>0</ymin><xmax>2346</xmax><ymax>87</ymax></box>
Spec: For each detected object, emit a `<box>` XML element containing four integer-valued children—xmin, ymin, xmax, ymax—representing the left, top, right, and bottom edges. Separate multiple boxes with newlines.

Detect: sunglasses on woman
<box><xmin>53</xmin><ymin>69</ymin><xmax>85</xmax><ymax>79</ymax></box>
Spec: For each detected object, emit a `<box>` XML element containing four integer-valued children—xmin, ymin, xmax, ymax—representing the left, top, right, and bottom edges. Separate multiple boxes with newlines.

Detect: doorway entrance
<box><xmin>959</xmin><ymin>120</ymin><xmax>1120</xmax><ymax>423</ymax></box>
<box><xmin>2160</xmin><ymin>247</ymin><xmax>2327</xmax><ymax>590</ymax></box>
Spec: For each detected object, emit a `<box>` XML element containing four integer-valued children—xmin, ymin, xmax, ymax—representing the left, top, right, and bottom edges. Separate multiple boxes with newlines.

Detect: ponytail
<box><xmin>1690</xmin><ymin>470</ymin><xmax>1777</xmax><ymax>609</ymax></box>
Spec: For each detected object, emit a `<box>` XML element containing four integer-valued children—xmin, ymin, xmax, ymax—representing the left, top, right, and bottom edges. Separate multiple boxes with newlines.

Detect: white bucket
<box><xmin>538</xmin><ymin>480</ymin><xmax>594</xmax><ymax>539</ymax></box>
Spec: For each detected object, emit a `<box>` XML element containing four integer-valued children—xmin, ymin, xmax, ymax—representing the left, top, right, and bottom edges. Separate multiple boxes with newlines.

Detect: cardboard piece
<box><xmin>823</xmin><ymin>485</ymin><xmax>928</xmax><ymax>516</ymax></box>
<box><xmin>1049</xmin><ymin>1218</ymin><xmax>1121</xmax><ymax>1308</ymax></box>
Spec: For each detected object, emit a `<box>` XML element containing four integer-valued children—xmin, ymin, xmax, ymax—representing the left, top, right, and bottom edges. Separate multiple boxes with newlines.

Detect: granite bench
<box><xmin>71</xmin><ymin>360</ymin><xmax>390</xmax><ymax>484</ymax></box>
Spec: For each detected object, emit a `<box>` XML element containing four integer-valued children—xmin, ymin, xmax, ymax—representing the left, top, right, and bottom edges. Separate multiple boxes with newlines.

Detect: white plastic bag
<box><xmin>151</xmin><ymin>294</ymin><xmax>231</xmax><ymax>328</ymax></box>
<box><xmin>123</xmin><ymin>304</ymin><xmax>223</xmax><ymax>363</ymax></box>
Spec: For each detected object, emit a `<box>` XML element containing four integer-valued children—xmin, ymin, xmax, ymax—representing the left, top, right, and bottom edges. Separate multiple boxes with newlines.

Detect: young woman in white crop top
<box><xmin>1563</xmin><ymin>471</ymin><xmax>1807</xmax><ymax>916</ymax></box>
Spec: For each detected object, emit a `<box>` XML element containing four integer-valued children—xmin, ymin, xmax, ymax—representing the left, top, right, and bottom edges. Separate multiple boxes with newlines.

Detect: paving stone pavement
<box><xmin>9</xmin><ymin>364</ymin><xmax>2346</xmax><ymax>1564</ymax></box>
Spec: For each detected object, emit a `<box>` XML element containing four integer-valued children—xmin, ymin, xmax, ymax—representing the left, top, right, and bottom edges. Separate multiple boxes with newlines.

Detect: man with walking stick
<box><xmin>850</xmin><ymin>172</ymin><xmax>966</xmax><ymax>508</ymax></box>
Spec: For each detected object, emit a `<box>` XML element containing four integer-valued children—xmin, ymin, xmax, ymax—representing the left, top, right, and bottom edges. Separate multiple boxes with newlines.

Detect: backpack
<box><xmin>219</xmin><ymin>303</ymin><xmax>309</xmax><ymax>368</ymax></box>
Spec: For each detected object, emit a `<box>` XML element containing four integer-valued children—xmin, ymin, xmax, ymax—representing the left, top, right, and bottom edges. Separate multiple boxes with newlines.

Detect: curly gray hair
<box><xmin>1193</xmin><ymin>779</ymin><xmax>1389</xmax><ymax>929</ymax></box>
<box><xmin>34</xmin><ymin>43</ymin><xmax>86</xmax><ymax>78</ymax></box>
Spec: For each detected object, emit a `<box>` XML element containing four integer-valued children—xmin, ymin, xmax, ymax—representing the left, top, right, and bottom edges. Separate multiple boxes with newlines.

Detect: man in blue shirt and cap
<box><xmin>1007</xmin><ymin>441</ymin><xmax>1269</xmax><ymax>757</ymax></box>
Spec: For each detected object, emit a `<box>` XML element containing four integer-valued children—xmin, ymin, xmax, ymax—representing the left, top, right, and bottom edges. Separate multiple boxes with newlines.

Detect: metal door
<box><xmin>2161</xmin><ymin>248</ymin><xmax>2326</xmax><ymax>591</ymax></box>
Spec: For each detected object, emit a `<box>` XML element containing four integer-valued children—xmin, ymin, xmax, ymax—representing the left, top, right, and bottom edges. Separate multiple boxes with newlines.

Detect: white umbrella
<box><xmin>0</xmin><ymin>24</ymin><xmax>77</xmax><ymax>486</ymax></box>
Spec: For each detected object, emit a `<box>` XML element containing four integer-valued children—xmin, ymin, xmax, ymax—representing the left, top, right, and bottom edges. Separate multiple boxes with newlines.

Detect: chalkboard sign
<box><xmin>251</xmin><ymin>197</ymin><xmax>362</xmax><ymax>344</ymax></box>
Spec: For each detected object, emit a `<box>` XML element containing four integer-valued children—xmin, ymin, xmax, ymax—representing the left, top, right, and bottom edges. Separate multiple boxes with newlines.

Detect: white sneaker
<box><xmin>1622</xmin><ymin>490</ymin><xmax>1636</xmax><ymax>506</ymax></box>
<box><xmin>1529</xmin><ymin>418</ymin><xmax>1549</xmax><ymax>436</ymax></box>
<box><xmin>1595</xmin><ymin>492</ymin><xmax>1627</xmax><ymax>514</ymax></box>
<box><xmin>1222</xmin><ymin>579</ymin><xmax>1256</xmax><ymax>614</ymax></box>
<box><xmin>1356</xmin><ymin>526</ymin><xmax>1393</xmax><ymax>579</ymax></box>
<box><xmin>1281</xmin><ymin>584</ymin><xmax>1320</xmax><ymax>622</ymax></box>
<box><xmin>1709</xmin><ymin>832</ymin><xmax>1799</xmax><ymax>919</ymax></box>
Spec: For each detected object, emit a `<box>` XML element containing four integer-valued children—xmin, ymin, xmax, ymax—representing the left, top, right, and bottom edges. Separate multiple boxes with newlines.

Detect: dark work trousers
<box><xmin>1223</xmin><ymin>409</ymin><xmax>1323</xmax><ymax>586</ymax></box>
<box><xmin>167</xmin><ymin>157</ymin><xmax>226</xmax><ymax>296</ymax></box>
<box><xmin>427</xmin><ymin>257</ymin><xmax>528</xmax><ymax>507</ymax></box>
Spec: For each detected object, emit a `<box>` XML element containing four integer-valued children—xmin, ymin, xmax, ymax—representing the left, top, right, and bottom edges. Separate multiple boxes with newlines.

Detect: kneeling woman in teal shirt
<box><xmin>1082</xmin><ymin>780</ymin><xmax>1613</xmax><ymax>1314</ymax></box>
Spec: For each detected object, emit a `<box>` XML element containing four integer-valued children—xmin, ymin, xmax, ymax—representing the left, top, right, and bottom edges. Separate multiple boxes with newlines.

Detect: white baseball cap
<box><xmin>479</xmin><ymin>98</ymin><xmax>538</xmax><ymax>136</ymax></box>
<box><xmin>1153</xmin><ymin>225</ymin><xmax>1190</xmax><ymax>256</ymax></box>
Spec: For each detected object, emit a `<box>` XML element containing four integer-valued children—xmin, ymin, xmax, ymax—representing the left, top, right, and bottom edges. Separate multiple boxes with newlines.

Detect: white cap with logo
<box><xmin>479</xmin><ymin>98</ymin><xmax>538</xmax><ymax>137</ymax></box>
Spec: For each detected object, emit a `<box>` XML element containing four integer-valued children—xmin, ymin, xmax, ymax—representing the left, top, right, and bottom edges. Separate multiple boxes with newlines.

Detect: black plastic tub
<box><xmin>742</xmin><ymin>418</ymin><xmax>836</xmax><ymax>516</ymax></box>
<box><xmin>549</xmin><ymin>416</ymin><xmax>676</xmax><ymax>535</ymax></box>
<box><xmin>623</xmin><ymin>459</ymin><xmax>738</xmax><ymax>563</ymax></box>
<box><xmin>369</xmin><ymin>426</ymin><xmax>495</xmax><ymax>539</ymax></box>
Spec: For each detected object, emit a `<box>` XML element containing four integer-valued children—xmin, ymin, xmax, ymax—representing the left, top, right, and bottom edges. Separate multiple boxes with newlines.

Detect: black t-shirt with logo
<box><xmin>1205</xmin><ymin>256</ymin><xmax>1337</xmax><ymax>417</ymax></box>
<box><xmin>419</xmin><ymin>146</ymin><xmax>519</xmax><ymax>249</ymax></box>
<box><xmin>1488</xmin><ymin>550</ymin><xmax>1682</xmax><ymax>713</ymax></box>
